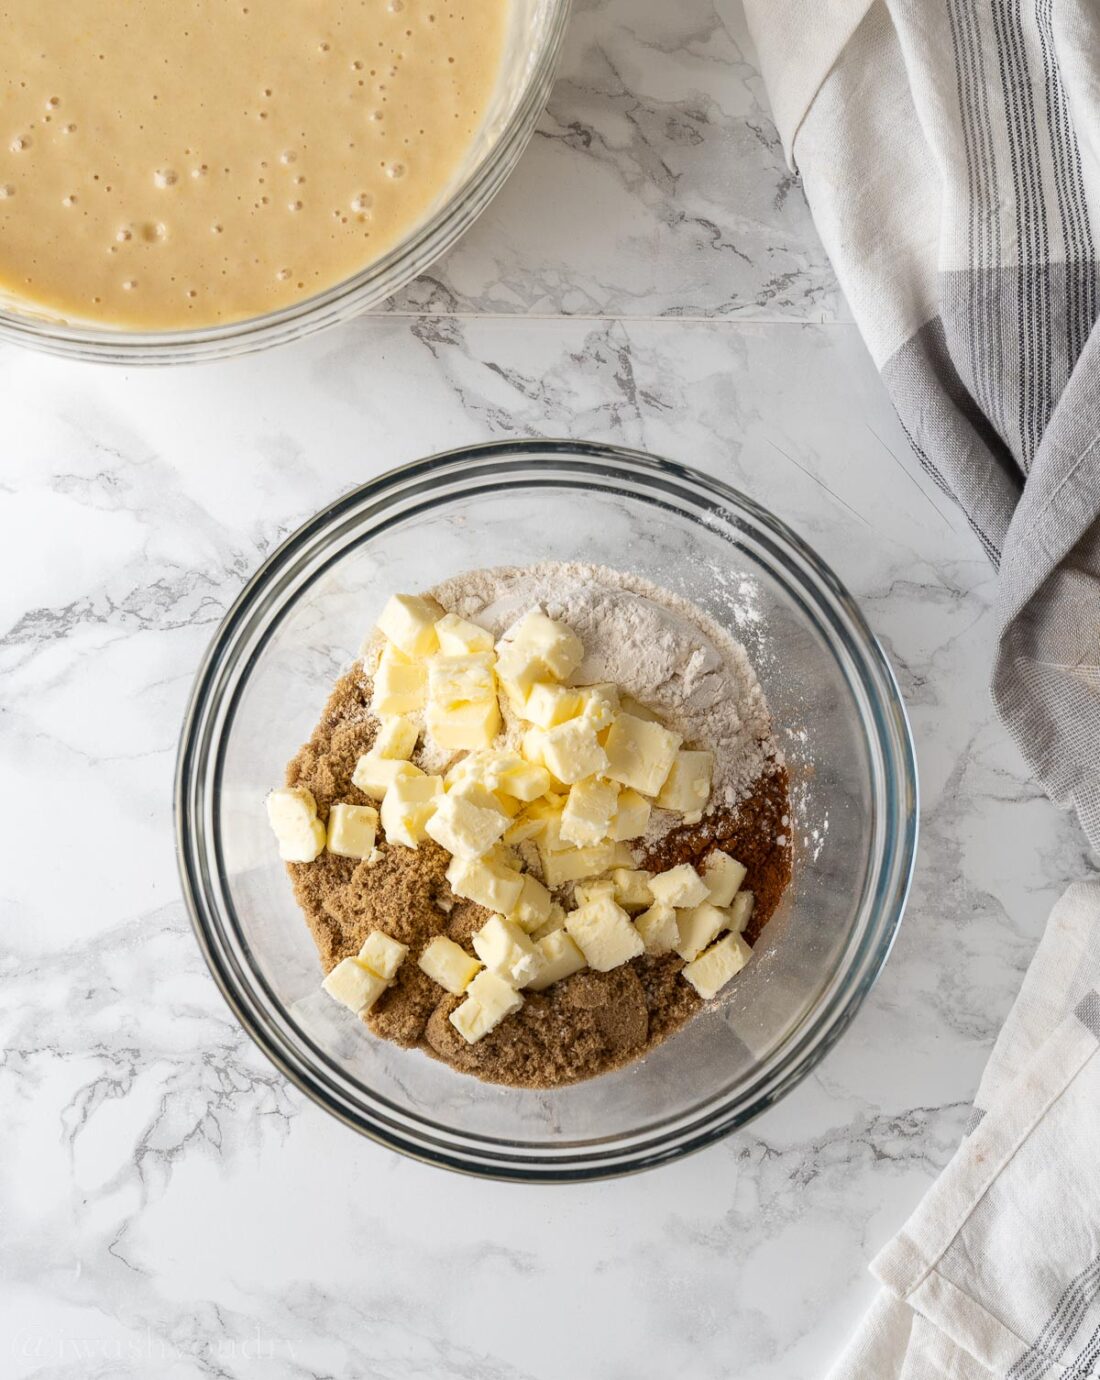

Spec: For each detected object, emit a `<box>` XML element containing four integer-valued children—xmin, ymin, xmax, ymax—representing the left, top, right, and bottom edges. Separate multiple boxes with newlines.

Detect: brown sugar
<box><xmin>284</xmin><ymin>667</ymin><xmax>792</xmax><ymax>1089</ymax></box>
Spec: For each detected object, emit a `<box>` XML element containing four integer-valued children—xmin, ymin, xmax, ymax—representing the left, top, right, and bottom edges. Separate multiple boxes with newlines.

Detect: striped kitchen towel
<box><xmin>740</xmin><ymin>3</ymin><xmax>1100</xmax><ymax>1376</ymax></box>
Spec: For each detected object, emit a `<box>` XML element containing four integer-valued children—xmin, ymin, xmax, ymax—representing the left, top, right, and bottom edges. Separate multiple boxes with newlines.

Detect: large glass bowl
<box><xmin>176</xmin><ymin>441</ymin><xmax>918</xmax><ymax>1180</ymax></box>
<box><xmin>0</xmin><ymin>0</ymin><xmax>568</xmax><ymax>365</ymax></box>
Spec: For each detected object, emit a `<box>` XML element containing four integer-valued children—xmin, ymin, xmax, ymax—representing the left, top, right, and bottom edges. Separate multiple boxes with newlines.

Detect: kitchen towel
<box><xmin>740</xmin><ymin>2</ymin><xmax>1100</xmax><ymax>1376</ymax></box>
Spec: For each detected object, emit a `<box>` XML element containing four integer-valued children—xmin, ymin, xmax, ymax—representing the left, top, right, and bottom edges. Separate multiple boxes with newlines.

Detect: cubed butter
<box><xmin>358</xmin><ymin>929</ymin><xmax>409</xmax><ymax>980</ymax></box>
<box><xmin>603</xmin><ymin>713</ymin><xmax>682</xmax><ymax>796</ymax></box>
<box><xmin>526</xmin><ymin>930</ymin><xmax>587</xmax><ymax>991</ymax></box>
<box><xmin>561</xmin><ymin>776</ymin><xmax>620</xmax><ymax>846</ymax></box>
<box><xmin>266</xmin><ymin>786</ymin><xmax>326</xmax><ymax>862</ymax></box>
<box><xmin>702</xmin><ymin>850</ymin><xmax>748</xmax><ymax>907</ymax></box>
<box><xmin>521</xmin><ymin>682</ymin><xmax>584</xmax><ymax>728</ymax></box>
<box><xmin>380</xmin><ymin>773</ymin><xmax>443</xmax><ymax>847</ymax></box>
<box><xmin>377</xmin><ymin>593</ymin><xmax>444</xmax><ymax>658</ymax></box>
<box><xmin>326</xmin><ymin>802</ymin><xmax>380</xmax><ymax>859</ymax></box>
<box><xmin>435</xmin><ymin>611</ymin><xmax>494</xmax><ymax>656</ymax></box>
<box><xmin>634</xmin><ymin>903</ymin><xmax>680</xmax><ymax>955</ymax></box>
<box><xmin>426</xmin><ymin>793</ymin><xmax>509</xmax><ymax>860</ymax></box>
<box><xmin>351</xmin><ymin>753</ymin><xmax>422</xmax><ymax>800</ymax></box>
<box><xmin>418</xmin><ymin>935</ymin><xmax>483</xmax><ymax>994</ymax></box>
<box><xmin>541</xmin><ymin>842</ymin><xmax>631</xmax><ymax>888</ymax></box>
<box><xmin>503</xmin><ymin>812</ymin><xmax>546</xmax><ymax>846</ymax></box>
<box><xmin>446</xmin><ymin>854</ymin><xmax>525</xmax><ymax>915</ymax></box>
<box><xmin>449</xmin><ymin>969</ymin><xmax>524</xmax><ymax>1044</ymax></box>
<box><xmin>472</xmin><ymin>915</ymin><xmax>544</xmax><ymax>986</ymax></box>
<box><xmin>531</xmin><ymin>902</ymin><xmax>567</xmax><ymax>940</ymax></box>
<box><xmin>426</xmin><ymin>699</ymin><xmax>501</xmax><ymax>751</ymax></box>
<box><xmin>607</xmin><ymin>788</ymin><xmax>652</xmax><ymax>842</ymax></box>
<box><xmin>427</xmin><ymin>652</ymin><xmax>496</xmax><ymax>710</ymax></box>
<box><xmin>322</xmin><ymin>956</ymin><xmax>388</xmax><ymax>1014</ymax></box>
<box><xmin>573</xmin><ymin>878</ymin><xmax>617</xmax><ymax>907</ymax></box>
<box><xmin>504</xmin><ymin>610</ymin><xmax>584</xmax><ymax>681</ymax></box>
<box><xmin>675</xmin><ymin>901</ymin><xmax>730</xmax><ymax>961</ymax></box>
<box><xmin>370</xmin><ymin>643</ymin><xmax>427</xmax><ymax>716</ymax></box>
<box><xmin>495</xmin><ymin>759</ymin><xmax>551</xmax><ymax>803</ymax></box>
<box><xmin>682</xmin><ymin>932</ymin><xmax>753</xmax><ymax>1000</ymax></box>
<box><xmin>373</xmin><ymin>715</ymin><xmax>419</xmax><ymax>760</ymax></box>
<box><xmin>575</xmin><ymin>683</ymin><xmax>620</xmax><ymax>732</ymax></box>
<box><xmin>539</xmin><ymin>719</ymin><xmax>608</xmax><ymax>785</ymax></box>
<box><xmin>656</xmin><ymin>750</ymin><xmax>714</xmax><ymax>818</ymax></box>
<box><xmin>612</xmin><ymin>867</ymin><xmax>653</xmax><ymax>911</ymax></box>
<box><xmin>728</xmin><ymin>889</ymin><xmax>755</xmax><ymax>934</ymax></box>
<box><xmin>509</xmin><ymin>873</ymin><xmax>553</xmax><ymax>932</ymax></box>
<box><xmin>448</xmin><ymin>778</ymin><xmax>520</xmax><ymax>818</ymax></box>
<box><xmin>649</xmin><ymin>863</ymin><xmax>710</xmax><ymax>909</ymax></box>
<box><xmin>565</xmin><ymin>896</ymin><xmax>645</xmax><ymax>971</ymax></box>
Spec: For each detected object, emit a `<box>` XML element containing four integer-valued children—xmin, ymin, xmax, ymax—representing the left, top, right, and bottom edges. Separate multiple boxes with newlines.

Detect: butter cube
<box><xmin>449</xmin><ymin>969</ymin><xmax>524</xmax><ymax>1044</ymax></box>
<box><xmin>380</xmin><ymin>773</ymin><xmax>443</xmax><ymax>847</ymax></box>
<box><xmin>729</xmin><ymin>889</ymin><xmax>755</xmax><ymax>934</ymax></box>
<box><xmin>573</xmin><ymin>878</ymin><xmax>616</xmax><ymax>907</ymax></box>
<box><xmin>656</xmin><ymin>750</ymin><xmax>714</xmax><ymax>819</ymax></box>
<box><xmin>621</xmin><ymin>695</ymin><xmax>661</xmax><ymax>722</ymax></box>
<box><xmin>561</xmin><ymin>777</ymin><xmax>620</xmax><ymax>846</ymax></box>
<box><xmin>370</xmin><ymin>643</ymin><xmax>427</xmax><ymax>716</ymax></box>
<box><xmin>427</xmin><ymin>652</ymin><xmax>496</xmax><ymax>709</ymax></box>
<box><xmin>675</xmin><ymin>901</ymin><xmax>730</xmax><ymax>961</ymax></box>
<box><xmin>505</xmin><ymin>610</ymin><xmax>584</xmax><ymax>680</ymax></box>
<box><xmin>377</xmin><ymin>593</ymin><xmax>444</xmax><ymax>658</ymax></box>
<box><xmin>576</xmin><ymin>683</ymin><xmax>620</xmax><ymax>732</ymax></box>
<box><xmin>496</xmin><ymin>759</ymin><xmax>551</xmax><ymax>803</ymax></box>
<box><xmin>358</xmin><ymin>929</ymin><xmax>409</xmax><ymax>980</ymax></box>
<box><xmin>634</xmin><ymin>903</ymin><xmax>680</xmax><ymax>955</ymax></box>
<box><xmin>472</xmin><ymin>915</ymin><xmax>543</xmax><ymax>986</ymax></box>
<box><xmin>565</xmin><ymin>897</ymin><xmax>645</xmax><ymax>971</ymax></box>
<box><xmin>426</xmin><ymin>793</ymin><xmax>509</xmax><ymax>860</ymax></box>
<box><xmin>650</xmin><ymin>863</ymin><xmax>710</xmax><ymax>909</ymax></box>
<box><xmin>352</xmin><ymin>753</ymin><xmax>422</xmax><ymax>800</ymax></box>
<box><xmin>603</xmin><ymin>713</ymin><xmax>682</xmax><ymax>796</ymax></box>
<box><xmin>374</xmin><ymin>715</ymin><xmax>419</xmax><ymax>760</ymax></box>
<box><xmin>531</xmin><ymin>902</ymin><xmax>567</xmax><ymax>940</ymax></box>
<box><xmin>612</xmin><ymin>868</ymin><xmax>653</xmax><ymax>911</ymax></box>
<box><xmin>515</xmin><ymin>797</ymin><xmax>566</xmax><ymax>851</ymax></box>
<box><xmin>682</xmin><ymin>932</ymin><xmax>753</xmax><ymax>1000</ymax></box>
<box><xmin>522</xmin><ymin>682</ymin><xmax>584</xmax><ymax>728</ymax></box>
<box><xmin>540</xmin><ymin>719</ymin><xmax>608</xmax><ymax>785</ymax></box>
<box><xmin>435</xmin><ymin>611</ymin><xmax>494</xmax><ymax>656</ymax></box>
<box><xmin>322</xmin><ymin>956</ymin><xmax>388</xmax><ymax>1014</ymax></box>
<box><xmin>702</xmin><ymin>851</ymin><xmax>747</xmax><ymax>907</ymax></box>
<box><xmin>526</xmin><ymin>930</ymin><xmax>587</xmax><ymax>991</ymax></box>
<box><xmin>509</xmin><ymin>873</ymin><xmax>553</xmax><ymax>931</ymax></box>
<box><xmin>541</xmin><ymin>842</ymin><xmax>631</xmax><ymax>888</ymax></box>
<box><xmin>326</xmin><ymin>802</ymin><xmax>380</xmax><ymax>859</ymax></box>
<box><xmin>448</xmin><ymin>778</ymin><xmax>520</xmax><ymax>818</ymax></box>
<box><xmin>446</xmin><ymin>854</ymin><xmax>524</xmax><ymax>915</ymax></box>
<box><xmin>266</xmin><ymin>786</ymin><xmax>326</xmax><ymax>862</ymax></box>
<box><xmin>426</xmin><ymin>698</ymin><xmax>501</xmax><ymax>751</ymax></box>
<box><xmin>607</xmin><ymin>788</ymin><xmax>652</xmax><ymax>842</ymax></box>
<box><xmin>503</xmin><ymin>813</ymin><xmax>546</xmax><ymax>846</ymax></box>
<box><xmin>418</xmin><ymin>935</ymin><xmax>482</xmax><ymax>994</ymax></box>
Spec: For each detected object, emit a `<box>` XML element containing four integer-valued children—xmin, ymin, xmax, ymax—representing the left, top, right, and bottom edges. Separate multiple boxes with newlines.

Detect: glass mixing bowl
<box><xmin>176</xmin><ymin>441</ymin><xmax>918</xmax><ymax>1180</ymax></box>
<box><xmin>0</xmin><ymin>0</ymin><xmax>568</xmax><ymax>364</ymax></box>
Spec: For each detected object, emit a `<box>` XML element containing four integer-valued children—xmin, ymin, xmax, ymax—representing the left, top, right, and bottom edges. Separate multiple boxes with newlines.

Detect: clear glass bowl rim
<box><xmin>175</xmin><ymin>440</ymin><xmax>919</xmax><ymax>1181</ymax></box>
<box><xmin>0</xmin><ymin>1</ymin><xmax>570</xmax><ymax>365</ymax></box>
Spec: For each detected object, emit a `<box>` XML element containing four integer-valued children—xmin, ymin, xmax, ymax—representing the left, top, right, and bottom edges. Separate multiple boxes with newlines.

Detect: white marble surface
<box><xmin>2</xmin><ymin>3</ymin><xmax>1095</xmax><ymax>1377</ymax></box>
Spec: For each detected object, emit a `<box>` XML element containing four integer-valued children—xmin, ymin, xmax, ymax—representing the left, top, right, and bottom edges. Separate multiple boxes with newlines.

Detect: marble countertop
<box><xmin>3</xmin><ymin>2</ymin><xmax>1094</xmax><ymax>1376</ymax></box>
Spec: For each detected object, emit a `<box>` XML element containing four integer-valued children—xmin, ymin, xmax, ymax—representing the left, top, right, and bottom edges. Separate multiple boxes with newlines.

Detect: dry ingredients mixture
<box><xmin>270</xmin><ymin>564</ymin><xmax>792</xmax><ymax>1089</ymax></box>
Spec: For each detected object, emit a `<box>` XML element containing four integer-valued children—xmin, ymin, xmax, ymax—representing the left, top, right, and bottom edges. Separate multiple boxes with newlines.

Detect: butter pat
<box><xmin>675</xmin><ymin>901</ymin><xmax>729</xmax><ymax>961</ymax></box>
<box><xmin>380</xmin><ymin>773</ymin><xmax>443</xmax><ymax>847</ymax></box>
<box><xmin>418</xmin><ymin>935</ymin><xmax>482</xmax><ymax>994</ymax></box>
<box><xmin>702</xmin><ymin>850</ymin><xmax>748</xmax><ymax>907</ymax></box>
<box><xmin>370</xmin><ymin>643</ymin><xmax>428</xmax><ymax>716</ymax></box>
<box><xmin>607</xmin><ymin>788</ymin><xmax>651</xmax><ymax>842</ymax></box>
<box><xmin>322</xmin><ymin>957</ymin><xmax>388</xmax><ymax>1014</ymax></box>
<box><xmin>472</xmin><ymin>916</ymin><xmax>543</xmax><ymax>986</ymax></box>
<box><xmin>603</xmin><ymin>713</ymin><xmax>682</xmax><ymax>796</ymax></box>
<box><xmin>377</xmin><ymin>593</ymin><xmax>444</xmax><ymax>658</ymax></box>
<box><xmin>374</xmin><ymin>715</ymin><xmax>419</xmax><ymax>760</ymax></box>
<box><xmin>426</xmin><ymin>793</ymin><xmax>509</xmax><ymax>860</ymax></box>
<box><xmin>729</xmin><ymin>889</ymin><xmax>755</xmax><ymax>934</ymax></box>
<box><xmin>510</xmin><ymin>873</ymin><xmax>553</xmax><ymax>931</ymax></box>
<box><xmin>266</xmin><ymin>786</ymin><xmax>326</xmax><ymax>862</ymax></box>
<box><xmin>565</xmin><ymin>897</ymin><xmax>645</xmax><ymax>971</ymax></box>
<box><xmin>561</xmin><ymin>777</ymin><xmax>620</xmax><ymax>846</ymax></box>
<box><xmin>352</xmin><ymin>753</ymin><xmax>421</xmax><ymax>800</ymax></box>
<box><xmin>326</xmin><ymin>802</ymin><xmax>379</xmax><ymax>859</ymax></box>
<box><xmin>449</xmin><ymin>969</ymin><xmax>524</xmax><ymax>1044</ymax></box>
<box><xmin>541</xmin><ymin>841</ymin><xmax>631</xmax><ymax>888</ymax></box>
<box><xmin>446</xmin><ymin>854</ymin><xmax>524</xmax><ymax>915</ymax></box>
<box><xmin>634</xmin><ymin>903</ymin><xmax>679</xmax><ymax>955</ymax></box>
<box><xmin>649</xmin><ymin>863</ymin><xmax>710</xmax><ymax>909</ymax></box>
<box><xmin>682</xmin><ymin>932</ymin><xmax>753</xmax><ymax>1000</ymax></box>
<box><xmin>612</xmin><ymin>868</ymin><xmax>653</xmax><ymax>911</ymax></box>
<box><xmin>656</xmin><ymin>750</ymin><xmax>714</xmax><ymax>818</ymax></box>
<box><xmin>435</xmin><ymin>611</ymin><xmax>493</xmax><ymax>656</ymax></box>
<box><xmin>358</xmin><ymin>929</ymin><xmax>409</xmax><ymax>980</ymax></box>
<box><xmin>526</xmin><ymin>930</ymin><xmax>587</xmax><ymax>991</ymax></box>
<box><xmin>539</xmin><ymin>719</ymin><xmax>609</xmax><ymax>785</ymax></box>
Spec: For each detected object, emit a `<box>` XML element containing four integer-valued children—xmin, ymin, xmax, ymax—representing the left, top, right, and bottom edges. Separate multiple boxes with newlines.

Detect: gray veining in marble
<box><xmin>0</xmin><ymin>2</ymin><xmax>1094</xmax><ymax>1377</ymax></box>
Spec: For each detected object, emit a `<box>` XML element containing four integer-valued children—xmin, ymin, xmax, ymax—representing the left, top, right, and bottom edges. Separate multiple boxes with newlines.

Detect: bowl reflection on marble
<box><xmin>175</xmin><ymin>440</ymin><xmax>918</xmax><ymax>1181</ymax></box>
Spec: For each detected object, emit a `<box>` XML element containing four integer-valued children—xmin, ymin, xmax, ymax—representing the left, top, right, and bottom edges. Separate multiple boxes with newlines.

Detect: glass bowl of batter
<box><xmin>0</xmin><ymin>0</ymin><xmax>568</xmax><ymax>363</ymax></box>
<box><xmin>176</xmin><ymin>441</ymin><xmax>918</xmax><ymax>1180</ymax></box>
